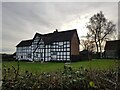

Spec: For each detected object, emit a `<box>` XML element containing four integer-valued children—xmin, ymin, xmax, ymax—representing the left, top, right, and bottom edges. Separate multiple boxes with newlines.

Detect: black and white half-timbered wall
<box><xmin>16</xmin><ymin>29</ymin><xmax>80</xmax><ymax>62</ymax></box>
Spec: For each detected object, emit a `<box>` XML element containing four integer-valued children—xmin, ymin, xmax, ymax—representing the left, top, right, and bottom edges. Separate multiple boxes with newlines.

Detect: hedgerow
<box><xmin>2</xmin><ymin>62</ymin><xmax>120</xmax><ymax>90</ymax></box>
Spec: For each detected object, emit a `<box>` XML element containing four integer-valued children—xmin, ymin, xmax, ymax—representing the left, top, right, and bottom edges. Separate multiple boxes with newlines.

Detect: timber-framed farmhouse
<box><xmin>16</xmin><ymin>29</ymin><xmax>80</xmax><ymax>62</ymax></box>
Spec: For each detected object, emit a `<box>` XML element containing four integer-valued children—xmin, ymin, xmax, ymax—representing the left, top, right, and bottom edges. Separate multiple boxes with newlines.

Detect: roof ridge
<box><xmin>16</xmin><ymin>29</ymin><xmax>79</xmax><ymax>47</ymax></box>
<box><xmin>36</xmin><ymin>29</ymin><xmax>77</xmax><ymax>36</ymax></box>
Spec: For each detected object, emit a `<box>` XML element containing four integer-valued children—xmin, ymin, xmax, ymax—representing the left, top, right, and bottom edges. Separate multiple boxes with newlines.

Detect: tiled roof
<box><xmin>42</xmin><ymin>29</ymin><xmax>79</xmax><ymax>44</ymax></box>
<box><xmin>104</xmin><ymin>40</ymin><xmax>120</xmax><ymax>50</ymax></box>
<box><xmin>16</xmin><ymin>29</ymin><xmax>79</xmax><ymax>47</ymax></box>
<box><xmin>16</xmin><ymin>39</ymin><xmax>33</xmax><ymax>47</ymax></box>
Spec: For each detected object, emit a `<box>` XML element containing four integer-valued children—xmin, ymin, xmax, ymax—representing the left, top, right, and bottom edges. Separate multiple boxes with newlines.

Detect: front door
<box><xmin>38</xmin><ymin>52</ymin><xmax>43</xmax><ymax>61</ymax></box>
<box><xmin>40</xmin><ymin>52</ymin><xmax>44</xmax><ymax>61</ymax></box>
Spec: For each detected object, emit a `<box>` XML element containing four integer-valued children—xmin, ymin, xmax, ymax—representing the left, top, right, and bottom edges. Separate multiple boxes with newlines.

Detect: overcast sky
<box><xmin>2</xmin><ymin>2</ymin><xmax>118</xmax><ymax>54</ymax></box>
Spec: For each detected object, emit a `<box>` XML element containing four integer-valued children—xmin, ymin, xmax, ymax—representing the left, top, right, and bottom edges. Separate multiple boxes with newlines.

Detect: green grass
<box><xmin>72</xmin><ymin>59</ymin><xmax>117</xmax><ymax>70</ymax></box>
<box><xmin>2</xmin><ymin>59</ymin><xmax>118</xmax><ymax>74</ymax></box>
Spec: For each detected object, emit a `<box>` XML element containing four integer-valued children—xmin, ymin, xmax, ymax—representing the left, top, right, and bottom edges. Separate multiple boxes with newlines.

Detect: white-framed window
<box><xmin>67</xmin><ymin>41</ymin><xmax>70</xmax><ymax>44</ymax></box>
<box><xmin>67</xmin><ymin>44</ymin><xmax>70</xmax><ymax>47</ymax></box>
<box><xmin>45</xmin><ymin>45</ymin><xmax>48</xmax><ymax>48</ymax></box>
<box><xmin>57</xmin><ymin>52</ymin><xmax>59</xmax><ymax>55</ymax></box>
<box><xmin>64</xmin><ymin>44</ymin><xmax>67</xmax><ymax>48</ymax></box>
<box><xmin>67</xmin><ymin>48</ymin><xmax>70</xmax><ymax>51</ymax></box>
<box><xmin>67</xmin><ymin>58</ymin><xmax>70</xmax><ymax>61</ymax></box>
<box><xmin>64</xmin><ymin>48</ymin><xmax>66</xmax><ymax>51</ymax></box>
<box><xmin>51</xmin><ymin>51</ymin><xmax>57</xmax><ymax>55</ymax></box>
<box><xmin>67</xmin><ymin>56</ymin><xmax>70</xmax><ymax>58</ymax></box>
<box><xmin>59</xmin><ymin>45</ymin><xmax>63</xmax><ymax>48</ymax></box>
<box><xmin>34</xmin><ymin>53</ymin><xmax>38</xmax><ymax>57</ymax></box>
<box><xmin>39</xmin><ymin>39</ymin><xmax>44</xmax><ymax>45</ymax></box>
<box><xmin>64</xmin><ymin>52</ymin><xmax>66</xmax><ymax>55</ymax></box>
<box><xmin>59</xmin><ymin>42</ymin><xmax>63</xmax><ymax>45</ymax></box>
<box><xmin>67</xmin><ymin>52</ymin><xmax>70</xmax><ymax>55</ymax></box>
<box><xmin>64</xmin><ymin>56</ymin><xmax>66</xmax><ymax>58</ymax></box>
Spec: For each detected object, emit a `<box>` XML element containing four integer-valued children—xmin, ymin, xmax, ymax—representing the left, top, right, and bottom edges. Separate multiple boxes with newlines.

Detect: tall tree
<box><xmin>86</xmin><ymin>11</ymin><xmax>116</xmax><ymax>58</ymax></box>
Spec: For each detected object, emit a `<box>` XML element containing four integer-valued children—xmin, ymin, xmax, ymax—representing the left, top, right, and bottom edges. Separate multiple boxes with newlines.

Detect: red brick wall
<box><xmin>71</xmin><ymin>33</ymin><xmax>79</xmax><ymax>55</ymax></box>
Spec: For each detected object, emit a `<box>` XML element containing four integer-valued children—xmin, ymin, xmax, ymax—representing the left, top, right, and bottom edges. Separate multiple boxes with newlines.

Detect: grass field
<box><xmin>2</xmin><ymin>59</ymin><xmax>118</xmax><ymax>74</ymax></box>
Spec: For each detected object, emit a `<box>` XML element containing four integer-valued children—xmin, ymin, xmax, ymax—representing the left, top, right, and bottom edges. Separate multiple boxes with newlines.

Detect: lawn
<box><xmin>2</xmin><ymin>59</ymin><xmax>118</xmax><ymax>74</ymax></box>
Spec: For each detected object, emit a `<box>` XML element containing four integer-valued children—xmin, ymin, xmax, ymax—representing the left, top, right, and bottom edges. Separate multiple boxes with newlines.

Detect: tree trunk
<box><xmin>99</xmin><ymin>40</ymin><xmax>102</xmax><ymax>58</ymax></box>
<box><xmin>95</xmin><ymin>35</ymin><xmax>99</xmax><ymax>58</ymax></box>
<box><xmin>95</xmin><ymin>40</ymin><xmax>99</xmax><ymax>58</ymax></box>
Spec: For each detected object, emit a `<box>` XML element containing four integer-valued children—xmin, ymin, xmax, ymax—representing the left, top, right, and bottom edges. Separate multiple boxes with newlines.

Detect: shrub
<box><xmin>2</xmin><ymin>63</ymin><xmax>120</xmax><ymax>90</ymax></box>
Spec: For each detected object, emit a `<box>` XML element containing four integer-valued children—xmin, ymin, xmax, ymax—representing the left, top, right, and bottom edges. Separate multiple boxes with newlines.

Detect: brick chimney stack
<box><xmin>54</xmin><ymin>29</ymin><xmax>58</xmax><ymax>33</ymax></box>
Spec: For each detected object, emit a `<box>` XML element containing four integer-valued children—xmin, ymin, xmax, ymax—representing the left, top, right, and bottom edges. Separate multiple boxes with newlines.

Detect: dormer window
<box><xmin>39</xmin><ymin>39</ymin><xmax>44</xmax><ymax>45</ymax></box>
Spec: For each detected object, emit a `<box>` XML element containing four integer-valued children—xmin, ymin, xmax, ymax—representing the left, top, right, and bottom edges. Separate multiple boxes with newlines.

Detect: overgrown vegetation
<box><xmin>2</xmin><ymin>60</ymin><xmax>120</xmax><ymax>90</ymax></box>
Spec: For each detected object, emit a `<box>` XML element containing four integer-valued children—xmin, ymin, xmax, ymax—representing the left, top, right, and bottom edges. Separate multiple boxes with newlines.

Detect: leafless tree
<box><xmin>86</xmin><ymin>11</ymin><xmax>116</xmax><ymax>58</ymax></box>
<box><xmin>80</xmin><ymin>39</ymin><xmax>95</xmax><ymax>52</ymax></box>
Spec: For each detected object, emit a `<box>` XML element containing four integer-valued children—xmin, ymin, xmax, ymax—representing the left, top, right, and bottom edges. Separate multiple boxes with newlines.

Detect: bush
<box><xmin>2</xmin><ymin>63</ymin><xmax>120</xmax><ymax>90</ymax></box>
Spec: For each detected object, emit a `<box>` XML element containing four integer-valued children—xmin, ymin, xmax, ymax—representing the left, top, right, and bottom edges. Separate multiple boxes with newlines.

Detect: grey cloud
<box><xmin>2</xmin><ymin>2</ymin><xmax>118</xmax><ymax>53</ymax></box>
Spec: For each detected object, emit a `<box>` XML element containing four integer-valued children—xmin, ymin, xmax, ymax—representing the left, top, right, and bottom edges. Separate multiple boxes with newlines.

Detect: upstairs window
<box><xmin>33</xmin><ymin>36</ymin><xmax>40</xmax><ymax>44</ymax></box>
<box><xmin>27</xmin><ymin>54</ymin><xmax>31</xmax><ymax>58</ymax></box>
<box><xmin>39</xmin><ymin>39</ymin><xmax>44</xmax><ymax>45</ymax></box>
<box><xmin>51</xmin><ymin>51</ymin><xmax>57</xmax><ymax>55</ymax></box>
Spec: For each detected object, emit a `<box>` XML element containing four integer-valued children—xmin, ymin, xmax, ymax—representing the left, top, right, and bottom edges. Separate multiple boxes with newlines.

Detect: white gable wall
<box><xmin>34</xmin><ymin>39</ymin><xmax>45</xmax><ymax>61</ymax></box>
<box><xmin>16</xmin><ymin>46</ymin><xmax>32</xmax><ymax>61</ymax></box>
